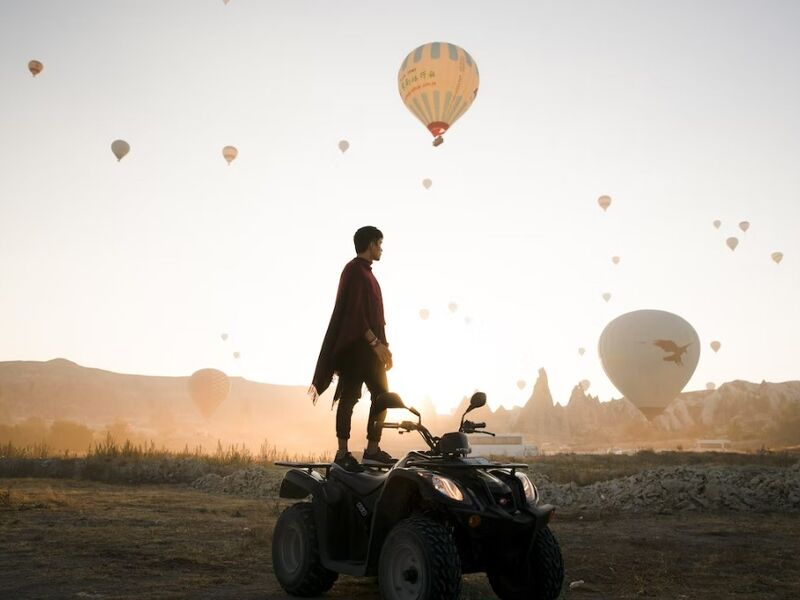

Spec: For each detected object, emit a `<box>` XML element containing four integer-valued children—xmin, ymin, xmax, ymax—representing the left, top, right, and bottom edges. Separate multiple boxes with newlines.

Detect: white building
<box><xmin>469</xmin><ymin>434</ymin><xmax>538</xmax><ymax>458</ymax></box>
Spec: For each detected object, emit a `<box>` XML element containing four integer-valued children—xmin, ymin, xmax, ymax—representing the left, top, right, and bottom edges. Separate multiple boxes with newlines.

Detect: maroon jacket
<box><xmin>310</xmin><ymin>257</ymin><xmax>387</xmax><ymax>402</ymax></box>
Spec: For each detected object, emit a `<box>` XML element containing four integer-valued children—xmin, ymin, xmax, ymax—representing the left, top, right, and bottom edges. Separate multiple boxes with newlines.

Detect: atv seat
<box><xmin>330</xmin><ymin>464</ymin><xmax>389</xmax><ymax>496</ymax></box>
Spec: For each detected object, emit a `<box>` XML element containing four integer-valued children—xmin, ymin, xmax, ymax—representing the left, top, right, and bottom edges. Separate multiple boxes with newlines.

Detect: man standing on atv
<box><xmin>309</xmin><ymin>226</ymin><xmax>396</xmax><ymax>472</ymax></box>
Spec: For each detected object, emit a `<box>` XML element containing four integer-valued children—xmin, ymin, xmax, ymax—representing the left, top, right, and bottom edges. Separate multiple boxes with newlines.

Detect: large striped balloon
<box><xmin>398</xmin><ymin>42</ymin><xmax>479</xmax><ymax>146</ymax></box>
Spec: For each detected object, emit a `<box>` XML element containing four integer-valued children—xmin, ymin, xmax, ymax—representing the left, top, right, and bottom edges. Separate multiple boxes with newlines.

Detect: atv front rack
<box><xmin>404</xmin><ymin>460</ymin><xmax>529</xmax><ymax>475</ymax></box>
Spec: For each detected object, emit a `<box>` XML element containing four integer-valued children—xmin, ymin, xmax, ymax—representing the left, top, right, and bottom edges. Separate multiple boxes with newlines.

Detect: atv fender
<box><xmin>279</xmin><ymin>468</ymin><xmax>325</xmax><ymax>499</ymax></box>
<box><xmin>365</xmin><ymin>469</ymin><xmax>444</xmax><ymax>573</ymax></box>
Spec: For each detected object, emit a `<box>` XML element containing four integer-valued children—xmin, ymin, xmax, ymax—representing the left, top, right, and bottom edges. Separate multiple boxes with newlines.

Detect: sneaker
<box><xmin>362</xmin><ymin>447</ymin><xmax>397</xmax><ymax>466</ymax></box>
<box><xmin>334</xmin><ymin>452</ymin><xmax>364</xmax><ymax>473</ymax></box>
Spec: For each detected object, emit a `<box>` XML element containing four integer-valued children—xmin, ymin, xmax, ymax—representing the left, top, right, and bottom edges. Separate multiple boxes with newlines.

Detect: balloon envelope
<box><xmin>771</xmin><ymin>252</ymin><xmax>783</xmax><ymax>264</ymax></box>
<box><xmin>726</xmin><ymin>237</ymin><xmax>739</xmax><ymax>251</ymax></box>
<box><xmin>233</xmin><ymin>351</ymin><xmax>240</xmax><ymax>359</ymax></box>
<box><xmin>612</xmin><ymin>256</ymin><xmax>620</xmax><ymax>265</ymax></box>
<box><xmin>602</xmin><ymin>292</ymin><xmax>611</xmax><ymax>303</ymax></box>
<box><xmin>338</xmin><ymin>140</ymin><xmax>349</xmax><ymax>153</ymax></box>
<box><xmin>578</xmin><ymin>347</ymin><xmax>586</xmax><ymax>356</ymax></box>
<box><xmin>448</xmin><ymin>302</ymin><xmax>457</xmax><ymax>313</ymax></box>
<box><xmin>706</xmin><ymin>382</ymin><xmax>716</xmax><ymax>391</ymax></box>
<box><xmin>516</xmin><ymin>380</ymin><xmax>526</xmax><ymax>390</ymax></box>
<box><xmin>111</xmin><ymin>139</ymin><xmax>130</xmax><ymax>162</ymax></box>
<box><xmin>422</xmin><ymin>178</ymin><xmax>432</xmax><ymax>189</ymax></box>
<box><xmin>220</xmin><ymin>333</ymin><xmax>229</xmax><ymax>341</ymax></box>
<box><xmin>419</xmin><ymin>309</ymin><xmax>430</xmax><ymax>320</ymax></box>
<box><xmin>713</xmin><ymin>220</ymin><xmax>721</xmax><ymax>229</ymax></box>
<box><xmin>222</xmin><ymin>145</ymin><xmax>238</xmax><ymax>165</ymax></box>
<box><xmin>189</xmin><ymin>368</ymin><xmax>230</xmax><ymax>418</ymax></box>
<box><xmin>739</xmin><ymin>221</ymin><xmax>750</xmax><ymax>232</ymax></box>
<box><xmin>28</xmin><ymin>60</ymin><xmax>43</xmax><ymax>77</ymax></box>
<box><xmin>599</xmin><ymin>309</ymin><xmax>700</xmax><ymax>419</ymax></box>
<box><xmin>598</xmin><ymin>195</ymin><xmax>611</xmax><ymax>211</ymax></box>
<box><xmin>710</xmin><ymin>341</ymin><xmax>721</xmax><ymax>353</ymax></box>
<box><xmin>579</xmin><ymin>379</ymin><xmax>591</xmax><ymax>392</ymax></box>
<box><xmin>398</xmin><ymin>42</ymin><xmax>479</xmax><ymax>145</ymax></box>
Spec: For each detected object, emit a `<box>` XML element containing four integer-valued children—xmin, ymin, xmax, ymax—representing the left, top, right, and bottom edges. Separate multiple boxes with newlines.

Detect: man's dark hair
<box><xmin>354</xmin><ymin>226</ymin><xmax>383</xmax><ymax>253</ymax></box>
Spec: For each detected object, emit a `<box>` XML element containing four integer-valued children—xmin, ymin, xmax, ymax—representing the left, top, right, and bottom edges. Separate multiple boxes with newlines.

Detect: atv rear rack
<box><xmin>275</xmin><ymin>462</ymin><xmax>333</xmax><ymax>476</ymax></box>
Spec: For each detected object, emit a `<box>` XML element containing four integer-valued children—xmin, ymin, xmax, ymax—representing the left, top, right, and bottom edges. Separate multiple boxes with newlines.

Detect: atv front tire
<box><xmin>272</xmin><ymin>503</ymin><xmax>338</xmax><ymax>597</ymax></box>
<box><xmin>487</xmin><ymin>526</ymin><xmax>564</xmax><ymax>600</ymax></box>
<box><xmin>378</xmin><ymin>515</ymin><xmax>461</xmax><ymax>600</ymax></box>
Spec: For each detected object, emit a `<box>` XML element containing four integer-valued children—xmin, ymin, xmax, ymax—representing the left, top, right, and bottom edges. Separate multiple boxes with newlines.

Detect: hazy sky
<box><xmin>1</xmin><ymin>1</ymin><xmax>799</xmax><ymax>413</ymax></box>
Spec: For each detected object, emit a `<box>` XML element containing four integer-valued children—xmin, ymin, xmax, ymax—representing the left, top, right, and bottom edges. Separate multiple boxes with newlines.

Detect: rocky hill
<box><xmin>1</xmin><ymin>359</ymin><xmax>799</xmax><ymax>450</ymax></box>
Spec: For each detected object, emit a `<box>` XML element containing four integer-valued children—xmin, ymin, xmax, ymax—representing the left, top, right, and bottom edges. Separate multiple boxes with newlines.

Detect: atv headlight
<box><xmin>515</xmin><ymin>472</ymin><xmax>538</xmax><ymax>504</ymax></box>
<box><xmin>425</xmin><ymin>474</ymin><xmax>464</xmax><ymax>502</ymax></box>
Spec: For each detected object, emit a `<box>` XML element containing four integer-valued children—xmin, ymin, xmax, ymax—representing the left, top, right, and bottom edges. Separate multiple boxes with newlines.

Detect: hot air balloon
<box><xmin>419</xmin><ymin>309</ymin><xmax>430</xmax><ymax>320</ymax></box>
<box><xmin>726</xmin><ymin>237</ymin><xmax>739</xmax><ymax>251</ymax></box>
<box><xmin>338</xmin><ymin>140</ymin><xmax>349</xmax><ymax>153</ymax></box>
<box><xmin>517</xmin><ymin>380</ymin><xmax>526</xmax><ymax>390</ymax></box>
<box><xmin>111</xmin><ymin>140</ymin><xmax>130</xmax><ymax>162</ymax></box>
<box><xmin>233</xmin><ymin>351</ymin><xmax>240</xmax><ymax>359</ymax></box>
<box><xmin>579</xmin><ymin>379</ymin><xmax>591</xmax><ymax>392</ymax></box>
<box><xmin>599</xmin><ymin>309</ymin><xmax>700</xmax><ymax>419</ymax></box>
<box><xmin>771</xmin><ymin>252</ymin><xmax>783</xmax><ymax>265</ymax></box>
<box><xmin>223</xmin><ymin>0</ymin><xmax>231</xmax><ymax>4</ymax></box>
<box><xmin>713</xmin><ymin>220</ymin><xmax>721</xmax><ymax>229</ymax></box>
<box><xmin>706</xmin><ymin>382</ymin><xmax>716</xmax><ymax>391</ymax></box>
<box><xmin>598</xmin><ymin>195</ymin><xmax>611</xmax><ymax>212</ymax></box>
<box><xmin>578</xmin><ymin>347</ymin><xmax>586</xmax><ymax>356</ymax></box>
<box><xmin>602</xmin><ymin>292</ymin><xmax>612</xmax><ymax>303</ymax></box>
<box><xmin>448</xmin><ymin>302</ymin><xmax>458</xmax><ymax>313</ymax></box>
<box><xmin>710</xmin><ymin>341</ymin><xmax>721</xmax><ymax>353</ymax></box>
<box><xmin>398</xmin><ymin>42</ymin><xmax>479</xmax><ymax>147</ymax></box>
<box><xmin>612</xmin><ymin>256</ymin><xmax>620</xmax><ymax>265</ymax></box>
<box><xmin>220</xmin><ymin>333</ymin><xmax>229</xmax><ymax>341</ymax></box>
<box><xmin>464</xmin><ymin>316</ymin><xmax>472</xmax><ymax>324</ymax></box>
<box><xmin>422</xmin><ymin>178</ymin><xmax>432</xmax><ymax>189</ymax></box>
<box><xmin>222</xmin><ymin>145</ymin><xmax>238</xmax><ymax>165</ymax></box>
<box><xmin>739</xmin><ymin>221</ymin><xmax>750</xmax><ymax>233</ymax></box>
<box><xmin>28</xmin><ymin>60</ymin><xmax>43</xmax><ymax>77</ymax></box>
<box><xmin>189</xmin><ymin>368</ymin><xmax>230</xmax><ymax>418</ymax></box>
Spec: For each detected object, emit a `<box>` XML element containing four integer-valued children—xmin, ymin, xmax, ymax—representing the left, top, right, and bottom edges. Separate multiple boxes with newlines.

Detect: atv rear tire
<box><xmin>487</xmin><ymin>526</ymin><xmax>564</xmax><ymax>600</ymax></box>
<box><xmin>272</xmin><ymin>503</ymin><xmax>338</xmax><ymax>597</ymax></box>
<box><xmin>378</xmin><ymin>515</ymin><xmax>461</xmax><ymax>600</ymax></box>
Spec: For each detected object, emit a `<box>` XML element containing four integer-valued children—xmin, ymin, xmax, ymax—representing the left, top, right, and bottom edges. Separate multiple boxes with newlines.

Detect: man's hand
<box><xmin>373</xmin><ymin>342</ymin><xmax>393</xmax><ymax>371</ymax></box>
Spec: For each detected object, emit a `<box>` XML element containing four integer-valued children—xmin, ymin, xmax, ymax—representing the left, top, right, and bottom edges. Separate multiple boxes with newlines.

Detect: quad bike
<box><xmin>272</xmin><ymin>391</ymin><xmax>564</xmax><ymax>600</ymax></box>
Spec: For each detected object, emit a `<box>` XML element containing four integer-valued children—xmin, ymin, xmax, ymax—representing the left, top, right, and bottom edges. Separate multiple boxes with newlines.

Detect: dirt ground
<box><xmin>1</xmin><ymin>478</ymin><xmax>799</xmax><ymax>600</ymax></box>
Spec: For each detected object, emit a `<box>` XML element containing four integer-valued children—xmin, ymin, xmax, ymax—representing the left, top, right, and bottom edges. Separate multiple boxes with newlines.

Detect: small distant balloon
<box><xmin>771</xmin><ymin>252</ymin><xmax>783</xmax><ymax>265</ymax></box>
<box><xmin>28</xmin><ymin>60</ymin><xmax>43</xmax><ymax>77</ymax></box>
<box><xmin>220</xmin><ymin>333</ymin><xmax>229</xmax><ymax>341</ymax></box>
<box><xmin>578</xmin><ymin>347</ymin><xmax>586</xmax><ymax>356</ymax></box>
<box><xmin>464</xmin><ymin>316</ymin><xmax>472</xmax><ymax>324</ymax></box>
<box><xmin>602</xmin><ymin>292</ymin><xmax>612</xmax><ymax>303</ymax></box>
<box><xmin>611</xmin><ymin>256</ymin><xmax>620</xmax><ymax>265</ymax></box>
<box><xmin>338</xmin><ymin>140</ymin><xmax>349</xmax><ymax>153</ymax></box>
<box><xmin>739</xmin><ymin>221</ymin><xmax>750</xmax><ymax>233</ymax></box>
<box><xmin>517</xmin><ymin>380</ymin><xmax>526</xmax><ymax>390</ymax></box>
<box><xmin>223</xmin><ymin>0</ymin><xmax>231</xmax><ymax>4</ymax></box>
<box><xmin>189</xmin><ymin>368</ymin><xmax>230</xmax><ymax>418</ymax></box>
<box><xmin>448</xmin><ymin>302</ymin><xmax>458</xmax><ymax>313</ymax></box>
<box><xmin>422</xmin><ymin>178</ymin><xmax>432</xmax><ymax>190</ymax></box>
<box><xmin>579</xmin><ymin>379</ymin><xmax>591</xmax><ymax>392</ymax></box>
<box><xmin>222</xmin><ymin>145</ymin><xmax>238</xmax><ymax>165</ymax></box>
<box><xmin>111</xmin><ymin>139</ymin><xmax>130</xmax><ymax>162</ymax></box>
<box><xmin>726</xmin><ymin>237</ymin><xmax>739</xmax><ymax>251</ymax></box>
<box><xmin>706</xmin><ymin>382</ymin><xmax>716</xmax><ymax>391</ymax></box>
<box><xmin>598</xmin><ymin>195</ymin><xmax>612</xmax><ymax>212</ymax></box>
<box><xmin>710</xmin><ymin>341</ymin><xmax>721</xmax><ymax>353</ymax></box>
<box><xmin>419</xmin><ymin>309</ymin><xmax>430</xmax><ymax>320</ymax></box>
<box><xmin>233</xmin><ymin>351</ymin><xmax>240</xmax><ymax>359</ymax></box>
<box><xmin>713</xmin><ymin>220</ymin><xmax>721</xmax><ymax>229</ymax></box>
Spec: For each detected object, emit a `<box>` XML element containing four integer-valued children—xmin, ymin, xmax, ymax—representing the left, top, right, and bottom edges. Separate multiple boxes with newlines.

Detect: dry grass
<box><xmin>491</xmin><ymin>449</ymin><xmax>800</xmax><ymax>486</ymax></box>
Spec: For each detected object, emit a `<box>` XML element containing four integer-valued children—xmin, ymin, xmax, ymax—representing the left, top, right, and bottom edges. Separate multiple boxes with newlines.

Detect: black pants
<box><xmin>334</xmin><ymin>343</ymin><xmax>389</xmax><ymax>442</ymax></box>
